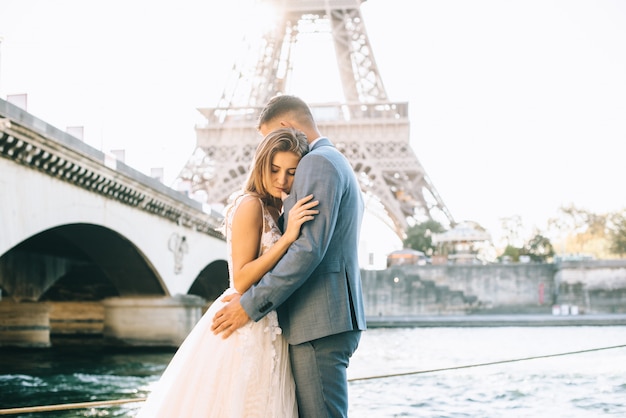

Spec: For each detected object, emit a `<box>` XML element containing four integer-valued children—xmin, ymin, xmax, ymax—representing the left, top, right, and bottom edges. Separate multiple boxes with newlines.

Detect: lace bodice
<box><xmin>225</xmin><ymin>195</ymin><xmax>282</xmax><ymax>288</ymax></box>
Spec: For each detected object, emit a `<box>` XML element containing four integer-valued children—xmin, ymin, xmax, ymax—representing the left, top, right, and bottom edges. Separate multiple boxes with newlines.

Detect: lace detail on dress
<box><xmin>222</xmin><ymin>195</ymin><xmax>293</xmax><ymax>417</ymax></box>
<box><xmin>225</xmin><ymin>195</ymin><xmax>285</xmax><ymax>377</ymax></box>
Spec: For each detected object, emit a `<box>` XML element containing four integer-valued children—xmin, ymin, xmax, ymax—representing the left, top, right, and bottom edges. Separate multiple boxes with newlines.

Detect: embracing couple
<box><xmin>136</xmin><ymin>95</ymin><xmax>367</xmax><ymax>417</ymax></box>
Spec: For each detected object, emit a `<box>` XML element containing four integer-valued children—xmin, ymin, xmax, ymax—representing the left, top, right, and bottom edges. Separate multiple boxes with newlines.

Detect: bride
<box><xmin>135</xmin><ymin>127</ymin><xmax>318</xmax><ymax>417</ymax></box>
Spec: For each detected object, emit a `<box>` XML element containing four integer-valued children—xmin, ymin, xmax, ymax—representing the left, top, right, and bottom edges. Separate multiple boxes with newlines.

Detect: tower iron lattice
<box><xmin>175</xmin><ymin>0</ymin><xmax>455</xmax><ymax>238</ymax></box>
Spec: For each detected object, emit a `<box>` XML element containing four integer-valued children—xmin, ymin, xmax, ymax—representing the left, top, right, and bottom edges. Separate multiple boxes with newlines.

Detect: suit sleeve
<box><xmin>239</xmin><ymin>152</ymin><xmax>342</xmax><ymax>321</ymax></box>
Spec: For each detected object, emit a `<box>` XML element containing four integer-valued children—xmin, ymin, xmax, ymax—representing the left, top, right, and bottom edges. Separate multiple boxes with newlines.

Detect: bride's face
<box><xmin>268</xmin><ymin>151</ymin><xmax>300</xmax><ymax>199</ymax></box>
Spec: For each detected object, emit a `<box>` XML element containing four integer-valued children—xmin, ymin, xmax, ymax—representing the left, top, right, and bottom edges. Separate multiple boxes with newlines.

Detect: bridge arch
<box><xmin>188</xmin><ymin>259</ymin><xmax>230</xmax><ymax>303</ymax></box>
<box><xmin>0</xmin><ymin>223</ymin><xmax>168</xmax><ymax>302</ymax></box>
<box><xmin>1</xmin><ymin>147</ymin><xmax>228</xmax><ymax>298</ymax></box>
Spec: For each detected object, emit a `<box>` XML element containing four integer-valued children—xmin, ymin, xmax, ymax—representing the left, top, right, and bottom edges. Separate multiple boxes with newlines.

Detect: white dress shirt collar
<box><xmin>309</xmin><ymin>136</ymin><xmax>324</xmax><ymax>149</ymax></box>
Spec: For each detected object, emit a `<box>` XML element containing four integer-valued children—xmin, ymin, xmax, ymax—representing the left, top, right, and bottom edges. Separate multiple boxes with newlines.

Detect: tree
<box><xmin>500</xmin><ymin>215</ymin><xmax>524</xmax><ymax>248</ymax></box>
<box><xmin>500</xmin><ymin>245</ymin><xmax>521</xmax><ymax>262</ymax></box>
<box><xmin>608</xmin><ymin>211</ymin><xmax>626</xmax><ymax>257</ymax></box>
<box><xmin>525</xmin><ymin>233</ymin><xmax>555</xmax><ymax>262</ymax></box>
<box><xmin>403</xmin><ymin>220</ymin><xmax>445</xmax><ymax>255</ymax></box>
<box><xmin>547</xmin><ymin>204</ymin><xmax>611</xmax><ymax>258</ymax></box>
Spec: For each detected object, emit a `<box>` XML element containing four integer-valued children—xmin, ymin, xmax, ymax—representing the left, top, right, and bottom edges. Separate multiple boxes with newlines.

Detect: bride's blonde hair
<box><xmin>220</xmin><ymin>128</ymin><xmax>308</xmax><ymax>234</ymax></box>
<box><xmin>243</xmin><ymin>127</ymin><xmax>308</xmax><ymax>207</ymax></box>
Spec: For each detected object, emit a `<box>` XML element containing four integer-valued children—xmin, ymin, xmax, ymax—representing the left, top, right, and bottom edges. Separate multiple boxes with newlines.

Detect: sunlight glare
<box><xmin>242</xmin><ymin>0</ymin><xmax>280</xmax><ymax>38</ymax></box>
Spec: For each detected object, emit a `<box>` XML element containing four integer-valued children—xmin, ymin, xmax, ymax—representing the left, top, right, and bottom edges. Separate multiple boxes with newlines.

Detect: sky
<box><xmin>1</xmin><ymin>0</ymin><xmax>625</xmax><ymax>263</ymax></box>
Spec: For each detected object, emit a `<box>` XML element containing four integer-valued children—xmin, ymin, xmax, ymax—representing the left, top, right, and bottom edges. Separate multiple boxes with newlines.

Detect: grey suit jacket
<box><xmin>240</xmin><ymin>137</ymin><xmax>367</xmax><ymax>345</ymax></box>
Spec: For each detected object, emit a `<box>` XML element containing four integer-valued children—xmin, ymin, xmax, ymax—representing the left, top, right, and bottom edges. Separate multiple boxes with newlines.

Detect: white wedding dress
<box><xmin>135</xmin><ymin>195</ymin><xmax>297</xmax><ymax>417</ymax></box>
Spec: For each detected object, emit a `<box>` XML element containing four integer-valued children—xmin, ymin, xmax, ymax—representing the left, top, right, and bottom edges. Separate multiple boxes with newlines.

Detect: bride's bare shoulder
<box><xmin>232</xmin><ymin>195</ymin><xmax>263</xmax><ymax>223</ymax></box>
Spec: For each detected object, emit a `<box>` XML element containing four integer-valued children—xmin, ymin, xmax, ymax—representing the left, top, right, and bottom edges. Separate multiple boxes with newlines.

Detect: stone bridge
<box><xmin>0</xmin><ymin>98</ymin><xmax>229</xmax><ymax>348</ymax></box>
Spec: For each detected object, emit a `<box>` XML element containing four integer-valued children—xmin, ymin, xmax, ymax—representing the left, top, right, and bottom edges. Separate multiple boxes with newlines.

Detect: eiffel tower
<box><xmin>175</xmin><ymin>0</ymin><xmax>455</xmax><ymax>238</ymax></box>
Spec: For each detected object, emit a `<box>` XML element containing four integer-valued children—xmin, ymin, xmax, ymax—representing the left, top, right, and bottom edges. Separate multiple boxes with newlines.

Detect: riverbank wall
<box><xmin>361</xmin><ymin>259</ymin><xmax>626</xmax><ymax>317</ymax></box>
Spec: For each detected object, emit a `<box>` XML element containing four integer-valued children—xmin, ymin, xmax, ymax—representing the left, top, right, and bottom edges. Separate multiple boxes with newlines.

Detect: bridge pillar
<box><xmin>0</xmin><ymin>300</ymin><xmax>51</xmax><ymax>347</ymax></box>
<box><xmin>103</xmin><ymin>295</ymin><xmax>206</xmax><ymax>347</ymax></box>
<box><xmin>49</xmin><ymin>301</ymin><xmax>104</xmax><ymax>336</ymax></box>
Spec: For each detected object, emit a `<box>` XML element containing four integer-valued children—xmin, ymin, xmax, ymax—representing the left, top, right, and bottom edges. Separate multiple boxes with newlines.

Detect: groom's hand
<box><xmin>211</xmin><ymin>293</ymin><xmax>251</xmax><ymax>338</ymax></box>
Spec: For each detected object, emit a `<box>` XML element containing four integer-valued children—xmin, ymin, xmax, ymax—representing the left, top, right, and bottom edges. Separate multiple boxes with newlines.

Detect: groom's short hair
<box><xmin>256</xmin><ymin>95</ymin><xmax>315</xmax><ymax>129</ymax></box>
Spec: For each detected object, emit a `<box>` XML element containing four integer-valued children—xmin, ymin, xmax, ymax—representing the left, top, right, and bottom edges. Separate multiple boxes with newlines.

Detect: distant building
<box><xmin>387</xmin><ymin>248</ymin><xmax>428</xmax><ymax>267</ymax></box>
<box><xmin>431</xmin><ymin>221</ymin><xmax>492</xmax><ymax>264</ymax></box>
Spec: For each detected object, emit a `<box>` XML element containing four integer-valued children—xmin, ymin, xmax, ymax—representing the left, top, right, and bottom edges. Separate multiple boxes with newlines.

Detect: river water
<box><xmin>1</xmin><ymin>326</ymin><xmax>625</xmax><ymax>417</ymax></box>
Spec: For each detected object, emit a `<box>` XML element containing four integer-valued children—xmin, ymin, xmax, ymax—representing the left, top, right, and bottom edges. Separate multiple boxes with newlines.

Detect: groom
<box><xmin>212</xmin><ymin>94</ymin><xmax>366</xmax><ymax>417</ymax></box>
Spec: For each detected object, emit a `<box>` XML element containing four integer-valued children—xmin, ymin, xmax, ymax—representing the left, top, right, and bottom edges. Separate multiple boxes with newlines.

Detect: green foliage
<box><xmin>500</xmin><ymin>245</ymin><xmax>521</xmax><ymax>262</ymax></box>
<box><xmin>403</xmin><ymin>220</ymin><xmax>445</xmax><ymax>255</ymax></box>
<box><xmin>608</xmin><ymin>211</ymin><xmax>626</xmax><ymax>257</ymax></box>
<box><xmin>498</xmin><ymin>233</ymin><xmax>554</xmax><ymax>263</ymax></box>
<box><xmin>526</xmin><ymin>233</ymin><xmax>555</xmax><ymax>262</ymax></box>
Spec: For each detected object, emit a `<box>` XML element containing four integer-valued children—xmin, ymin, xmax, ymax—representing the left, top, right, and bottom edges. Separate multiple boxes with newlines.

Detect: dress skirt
<box><xmin>135</xmin><ymin>288</ymin><xmax>298</xmax><ymax>418</ymax></box>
